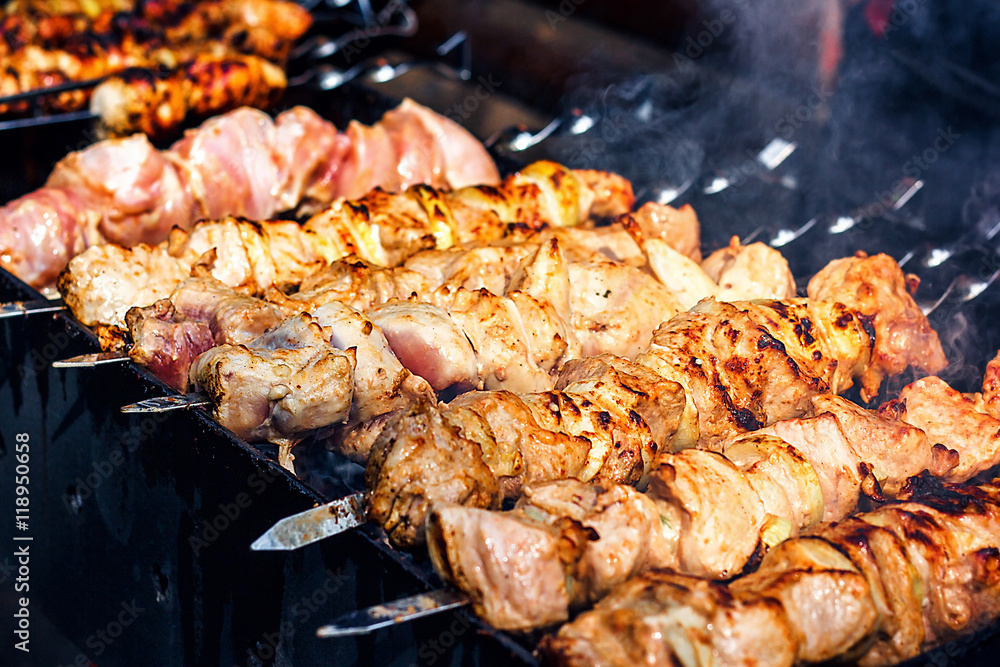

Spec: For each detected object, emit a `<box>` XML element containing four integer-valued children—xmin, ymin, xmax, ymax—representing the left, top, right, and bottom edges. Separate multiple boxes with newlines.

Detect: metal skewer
<box><xmin>0</xmin><ymin>299</ymin><xmax>67</xmax><ymax>318</ymax></box>
<box><xmin>251</xmin><ymin>493</ymin><xmax>366</xmax><ymax>550</ymax></box>
<box><xmin>315</xmin><ymin>589</ymin><xmax>470</xmax><ymax>637</ymax></box>
<box><xmin>120</xmin><ymin>393</ymin><xmax>211</xmax><ymax>413</ymax></box>
<box><xmin>52</xmin><ymin>351</ymin><xmax>129</xmax><ymax>368</ymax></box>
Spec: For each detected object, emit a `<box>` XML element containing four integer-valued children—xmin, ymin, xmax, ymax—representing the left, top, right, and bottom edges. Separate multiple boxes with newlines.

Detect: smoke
<box><xmin>539</xmin><ymin>0</ymin><xmax>1000</xmax><ymax>378</ymax></box>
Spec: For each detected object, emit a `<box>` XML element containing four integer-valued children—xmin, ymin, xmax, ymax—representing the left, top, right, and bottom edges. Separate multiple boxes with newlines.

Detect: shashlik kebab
<box><xmin>540</xmin><ymin>472</ymin><xmax>1000</xmax><ymax>667</ymax></box>
<box><xmin>122</xmin><ymin>205</ymin><xmax>710</xmax><ymax>392</ymax></box>
<box><xmin>89</xmin><ymin>52</ymin><xmax>288</xmax><ymax>138</ymax></box>
<box><xmin>329</xmin><ymin>351</ymin><xmax>998</xmax><ymax>637</ymax></box>
<box><xmin>3</xmin><ymin>0</ymin><xmax>132</xmax><ymax>19</ymax></box>
<box><xmin>426</xmin><ymin>362</ymin><xmax>998</xmax><ymax>630</ymax></box>
<box><xmin>78</xmin><ymin>244</ymin><xmax>936</xmax><ymax>548</ymax></box>
<box><xmin>2</xmin><ymin>98</ymin><xmax>500</xmax><ymax>289</ymax></box>
<box><xmin>57</xmin><ymin>160</ymin><xmax>632</xmax><ymax>338</ymax></box>
<box><xmin>0</xmin><ymin>0</ymin><xmax>311</xmax><ymax>100</ymax></box>
<box><xmin>118</xmin><ymin>212</ymin><xmax>706</xmax><ymax>462</ymax></box>
<box><xmin>363</xmin><ymin>253</ymin><xmax>944</xmax><ymax>548</ymax></box>
<box><xmin>317</xmin><ymin>293</ymin><xmax>962</xmax><ymax>636</ymax></box>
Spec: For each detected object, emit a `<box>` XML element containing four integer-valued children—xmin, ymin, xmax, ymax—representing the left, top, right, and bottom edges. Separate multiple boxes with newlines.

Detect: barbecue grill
<box><xmin>4</xmin><ymin>0</ymin><xmax>1000</xmax><ymax>665</ymax></box>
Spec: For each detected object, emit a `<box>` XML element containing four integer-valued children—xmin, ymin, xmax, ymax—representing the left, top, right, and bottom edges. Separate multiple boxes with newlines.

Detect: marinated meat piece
<box><xmin>427</xmin><ymin>481</ymin><xmax>669</xmax><ymax>630</ymax></box>
<box><xmin>124</xmin><ymin>277</ymin><xmax>282</xmax><ymax>388</ymax></box>
<box><xmin>811</xmin><ymin>393</ymin><xmax>957</xmax><ymax>494</ymax></box>
<box><xmin>808</xmin><ymin>252</ymin><xmax>948</xmax><ymax>382</ymax></box>
<box><xmin>167</xmin><ymin>276</ymin><xmax>284</xmax><ymax>344</ymax></box>
<box><xmin>701</xmin><ymin>236</ymin><xmax>797</xmax><ymax>301</ymax></box>
<box><xmin>895</xmin><ymin>376</ymin><xmax>1000</xmax><ymax>481</ymax></box>
<box><xmin>630</xmin><ymin>201</ymin><xmax>702</xmax><ymax>261</ymax></box>
<box><xmin>189</xmin><ymin>312</ymin><xmax>355</xmax><ymax>461</ymax></box>
<box><xmin>650</xmin><ymin>449</ymin><xmax>767</xmax><ymax>578</ymax></box>
<box><xmin>307</xmin><ymin>301</ymin><xmax>434</xmax><ymax>451</ymax></box>
<box><xmin>125</xmin><ymin>299</ymin><xmax>214</xmax><ymax>391</ymax></box>
<box><xmin>730</xmin><ymin>537</ymin><xmax>878</xmax><ymax>662</ymax></box>
<box><xmin>569</xmin><ymin>260</ymin><xmax>683</xmax><ymax>359</ymax></box>
<box><xmin>58</xmin><ymin>242</ymin><xmax>188</xmax><ymax>333</ymax></box>
<box><xmin>644</xmin><ymin>238</ymin><xmax>722</xmax><ymax>310</ymax></box>
<box><xmin>366</xmin><ymin>356</ymin><xmax>686</xmax><ymax>548</ymax></box>
<box><xmin>635</xmin><ymin>300</ymin><xmax>846</xmax><ymax>446</ymax></box>
<box><xmin>366</xmin><ymin>301</ymin><xmax>479</xmax><ymax>393</ymax></box>
<box><xmin>431</xmin><ymin>286</ymin><xmax>553</xmax><ymax>393</ymax></box>
<box><xmin>428</xmin><ymin>503</ymin><xmax>572</xmax><ymax>630</ymax></box>
<box><xmin>758</xmin><ymin>414</ymin><xmax>869</xmax><ymax>521</ymax></box>
<box><xmin>365</xmin><ymin>400</ymin><xmax>502</xmax><ymax>547</ymax></box>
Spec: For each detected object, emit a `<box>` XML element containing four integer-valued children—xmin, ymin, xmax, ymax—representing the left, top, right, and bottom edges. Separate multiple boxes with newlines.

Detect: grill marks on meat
<box><xmin>540</xmin><ymin>477</ymin><xmax>1000</xmax><ymax>667</ymax></box>
<box><xmin>636</xmin><ymin>298</ymin><xmax>877</xmax><ymax>446</ymax></box>
<box><xmin>13</xmin><ymin>99</ymin><xmax>498</xmax><ymax>289</ymax></box>
<box><xmin>428</xmin><ymin>390</ymin><xmax>965</xmax><ymax>630</ymax></box>
<box><xmin>91</xmin><ymin>54</ymin><xmax>287</xmax><ymax>138</ymax></box>
<box><xmin>808</xmin><ymin>252</ymin><xmax>948</xmax><ymax>396</ymax></box>
<box><xmin>366</xmin><ymin>356</ymin><xmax>687</xmax><ymax>548</ymax></box>
<box><xmin>58</xmin><ymin>161</ymin><xmax>624</xmax><ymax>328</ymax></box>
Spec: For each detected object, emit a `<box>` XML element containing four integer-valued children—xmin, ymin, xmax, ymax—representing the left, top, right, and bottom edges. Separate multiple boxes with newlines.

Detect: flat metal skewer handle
<box><xmin>315</xmin><ymin>589</ymin><xmax>470</xmax><ymax>637</ymax></box>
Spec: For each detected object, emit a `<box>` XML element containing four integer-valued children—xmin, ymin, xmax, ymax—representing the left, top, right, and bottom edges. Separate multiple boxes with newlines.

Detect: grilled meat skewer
<box><xmin>367</xmin><ymin>356</ymin><xmax>689</xmax><ymax>549</ymax></box>
<box><xmin>0</xmin><ymin>0</ymin><xmax>311</xmax><ymax>92</ymax></box>
<box><xmin>94</xmin><ymin>202</ymin><xmax>721</xmax><ymax>396</ymax></box>
<box><xmin>426</xmin><ymin>383</ymin><xmax>974</xmax><ymax>630</ymax></box>
<box><xmin>155</xmin><ymin>236</ymin><xmax>688</xmax><ymax>463</ymax></box>
<box><xmin>90</xmin><ymin>53</ymin><xmax>287</xmax><ymax>137</ymax></box>
<box><xmin>59</xmin><ymin>161</ymin><xmax>633</xmax><ymax>335</ymax></box>
<box><xmin>541</xmin><ymin>473</ymin><xmax>1000</xmax><ymax>667</ymax></box>
<box><xmin>368</xmin><ymin>255</ymin><xmax>944</xmax><ymax>549</ymax></box>
<box><xmin>3</xmin><ymin>98</ymin><xmax>500</xmax><ymax>290</ymax></box>
<box><xmin>637</xmin><ymin>253</ymin><xmax>946</xmax><ymax>447</ymax></box>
